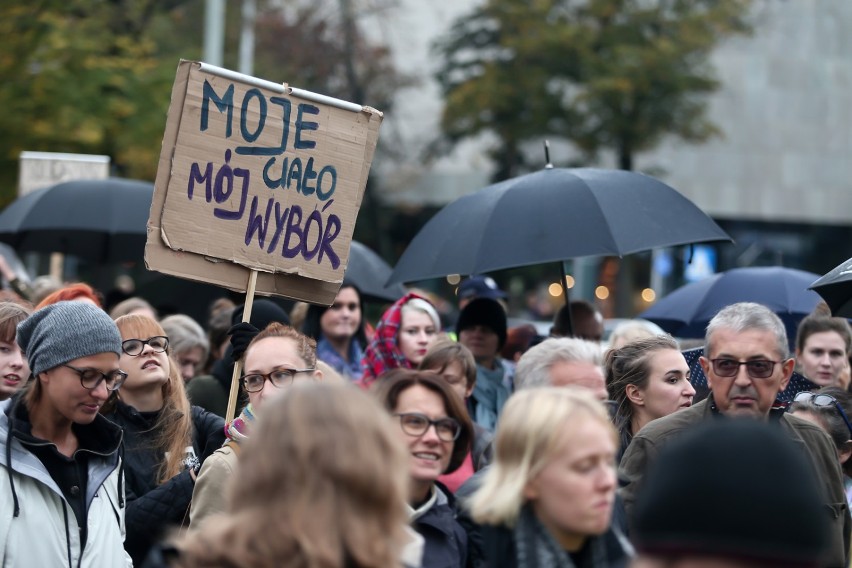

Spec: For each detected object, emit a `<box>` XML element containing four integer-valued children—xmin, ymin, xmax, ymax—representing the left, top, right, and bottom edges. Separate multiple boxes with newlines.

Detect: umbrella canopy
<box><xmin>640</xmin><ymin>266</ymin><xmax>823</xmax><ymax>346</ymax></box>
<box><xmin>388</xmin><ymin>167</ymin><xmax>731</xmax><ymax>284</ymax></box>
<box><xmin>346</xmin><ymin>241</ymin><xmax>407</xmax><ymax>302</ymax></box>
<box><xmin>0</xmin><ymin>178</ymin><xmax>153</xmax><ymax>263</ymax></box>
<box><xmin>809</xmin><ymin>257</ymin><xmax>852</xmax><ymax>318</ymax></box>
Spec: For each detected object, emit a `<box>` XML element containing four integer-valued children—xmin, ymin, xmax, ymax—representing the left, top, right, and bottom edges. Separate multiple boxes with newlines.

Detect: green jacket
<box><xmin>619</xmin><ymin>396</ymin><xmax>851</xmax><ymax>568</ymax></box>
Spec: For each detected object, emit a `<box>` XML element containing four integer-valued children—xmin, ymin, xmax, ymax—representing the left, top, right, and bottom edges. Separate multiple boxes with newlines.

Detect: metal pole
<box><xmin>204</xmin><ymin>0</ymin><xmax>226</xmax><ymax>67</ymax></box>
<box><xmin>239</xmin><ymin>0</ymin><xmax>256</xmax><ymax>75</ymax></box>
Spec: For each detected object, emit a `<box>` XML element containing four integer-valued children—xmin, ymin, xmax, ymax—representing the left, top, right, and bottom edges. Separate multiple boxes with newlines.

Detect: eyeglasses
<box><xmin>63</xmin><ymin>364</ymin><xmax>127</xmax><ymax>392</ymax></box>
<box><xmin>793</xmin><ymin>392</ymin><xmax>852</xmax><ymax>436</ymax></box>
<box><xmin>394</xmin><ymin>412</ymin><xmax>461</xmax><ymax>442</ymax></box>
<box><xmin>121</xmin><ymin>336</ymin><xmax>169</xmax><ymax>356</ymax></box>
<box><xmin>241</xmin><ymin>367</ymin><xmax>315</xmax><ymax>393</ymax></box>
<box><xmin>710</xmin><ymin>358</ymin><xmax>780</xmax><ymax>379</ymax></box>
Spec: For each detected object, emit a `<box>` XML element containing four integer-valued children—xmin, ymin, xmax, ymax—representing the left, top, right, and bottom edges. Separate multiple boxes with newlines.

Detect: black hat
<box><xmin>633</xmin><ymin>419</ymin><xmax>829</xmax><ymax>567</ymax></box>
<box><xmin>456</xmin><ymin>297</ymin><xmax>507</xmax><ymax>349</ymax></box>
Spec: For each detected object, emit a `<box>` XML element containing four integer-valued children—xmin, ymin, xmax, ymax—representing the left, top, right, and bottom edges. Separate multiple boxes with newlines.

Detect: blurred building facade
<box><xmin>367</xmin><ymin>0</ymin><xmax>852</xmax><ymax>316</ymax></box>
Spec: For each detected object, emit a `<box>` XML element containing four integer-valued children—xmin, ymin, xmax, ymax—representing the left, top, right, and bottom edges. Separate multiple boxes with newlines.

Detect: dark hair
<box><xmin>795</xmin><ymin>303</ymin><xmax>852</xmax><ymax>356</ymax></box>
<box><xmin>551</xmin><ymin>299</ymin><xmax>599</xmax><ymax>337</ymax></box>
<box><xmin>371</xmin><ymin>370</ymin><xmax>474</xmax><ymax>474</ymax></box>
<box><xmin>789</xmin><ymin>386</ymin><xmax>852</xmax><ymax>474</ymax></box>
<box><xmin>501</xmin><ymin>324</ymin><xmax>538</xmax><ymax>361</ymax></box>
<box><xmin>605</xmin><ymin>335</ymin><xmax>680</xmax><ymax>429</ymax></box>
<box><xmin>419</xmin><ymin>339</ymin><xmax>477</xmax><ymax>390</ymax></box>
<box><xmin>0</xmin><ymin>302</ymin><xmax>31</xmax><ymax>344</ymax></box>
<box><xmin>301</xmin><ymin>284</ymin><xmax>368</xmax><ymax>347</ymax></box>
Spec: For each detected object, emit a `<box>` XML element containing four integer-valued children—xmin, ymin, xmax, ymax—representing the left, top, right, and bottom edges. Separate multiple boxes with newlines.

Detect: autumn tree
<box><xmin>0</xmin><ymin>0</ymin><xmax>409</xmax><ymax>208</ymax></box>
<box><xmin>434</xmin><ymin>0</ymin><xmax>752</xmax><ymax>177</ymax></box>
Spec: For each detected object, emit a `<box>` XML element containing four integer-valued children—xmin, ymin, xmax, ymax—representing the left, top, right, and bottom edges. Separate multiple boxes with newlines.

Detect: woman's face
<box><xmin>398</xmin><ymin>310</ymin><xmax>438</xmax><ymax>366</ymax></box>
<box><xmin>393</xmin><ymin>384</ymin><xmax>454</xmax><ymax>495</ymax></box>
<box><xmin>243</xmin><ymin>336</ymin><xmax>319</xmax><ymax>409</ymax></box>
<box><xmin>637</xmin><ymin>348</ymin><xmax>695</xmax><ymax>420</ymax></box>
<box><xmin>525</xmin><ymin>417</ymin><xmax>617</xmax><ymax>549</ymax></box>
<box><xmin>41</xmin><ymin>352</ymin><xmax>119</xmax><ymax>424</ymax></box>
<box><xmin>797</xmin><ymin>331</ymin><xmax>848</xmax><ymax>386</ymax></box>
<box><xmin>320</xmin><ymin>287</ymin><xmax>361</xmax><ymax>342</ymax></box>
<box><xmin>0</xmin><ymin>335</ymin><xmax>29</xmax><ymax>400</ymax></box>
<box><xmin>119</xmin><ymin>334</ymin><xmax>170</xmax><ymax>393</ymax></box>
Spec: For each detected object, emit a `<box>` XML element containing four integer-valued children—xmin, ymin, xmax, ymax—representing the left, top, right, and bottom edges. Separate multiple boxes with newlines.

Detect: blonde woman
<box><xmin>151</xmin><ymin>383</ymin><xmax>419</xmax><ymax>568</ymax></box>
<box><xmin>102</xmin><ymin>315</ymin><xmax>225</xmax><ymax>566</ymax></box>
<box><xmin>467</xmin><ymin>387</ymin><xmax>632</xmax><ymax>568</ymax></box>
<box><xmin>189</xmin><ymin>322</ymin><xmax>323</xmax><ymax>529</ymax></box>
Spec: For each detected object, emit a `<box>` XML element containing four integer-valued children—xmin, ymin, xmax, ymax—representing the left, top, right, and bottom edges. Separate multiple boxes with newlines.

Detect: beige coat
<box><xmin>189</xmin><ymin>443</ymin><xmax>239</xmax><ymax>530</ymax></box>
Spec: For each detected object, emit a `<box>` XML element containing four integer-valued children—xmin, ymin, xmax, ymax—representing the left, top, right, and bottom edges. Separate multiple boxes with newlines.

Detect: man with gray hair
<box><xmin>620</xmin><ymin>302</ymin><xmax>850</xmax><ymax>568</ymax></box>
<box><xmin>515</xmin><ymin>336</ymin><xmax>608</xmax><ymax>400</ymax></box>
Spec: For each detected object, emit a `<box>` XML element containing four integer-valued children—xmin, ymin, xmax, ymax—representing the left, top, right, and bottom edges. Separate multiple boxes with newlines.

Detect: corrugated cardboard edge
<box><xmin>145</xmin><ymin>60</ymin><xmax>342</xmax><ymax>305</ymax></box>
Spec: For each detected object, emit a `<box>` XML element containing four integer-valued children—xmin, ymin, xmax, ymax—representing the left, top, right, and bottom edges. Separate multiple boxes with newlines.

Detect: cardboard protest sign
<box><xmin>146</xmin><ymin>60</ymin><xmax>382</xmax><ymax>305</ymax></box>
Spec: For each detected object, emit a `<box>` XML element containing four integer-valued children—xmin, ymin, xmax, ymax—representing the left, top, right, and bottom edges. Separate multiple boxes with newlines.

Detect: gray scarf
<box><xmin>513</xmin><ymin>504</ymin><xmax>629</xmax><ymax>568</ymax></box>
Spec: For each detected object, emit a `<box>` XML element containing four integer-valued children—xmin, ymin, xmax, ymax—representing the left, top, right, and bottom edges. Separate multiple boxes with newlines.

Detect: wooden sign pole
<box><xmin>225</xmin><ymin>268</ymin><xmax>259</xmax><ymax>422</ymax></box>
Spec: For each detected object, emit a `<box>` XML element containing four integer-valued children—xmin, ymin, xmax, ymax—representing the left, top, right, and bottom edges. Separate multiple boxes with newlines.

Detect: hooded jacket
<box><xmin>0</xmin><ymin>398</ymin><xmax>131</xmax><ymax>568</ymax></box>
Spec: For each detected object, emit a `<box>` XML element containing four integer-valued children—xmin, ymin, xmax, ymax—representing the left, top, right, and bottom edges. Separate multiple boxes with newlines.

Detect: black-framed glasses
<box><xmin>240</xmin><ymin>367</ymin><xmax>315</xmax><ymax>393</ymax></box>
<box><xmin>793</xmin><ymin>392</ymin><xmax>852</xmax><ymax>436</ymax></box>
<box><xmin>710</xmin><ymin>358</ymin><xmax>780</xmax><ymax>379</ymax></box>
<box><xmin>122</xmin><ymin>336</ymin><xmax>169</xmax><ymax>356</ymax></box>
<box><xmin>63</xmin><ymin>364</ymin><xmax>127</xmax><ymax>391</ymax></box>
<box><xmin>394</xmin><ymin>412</ymin><xmax>461</xmax><ymax>442</ymax></box>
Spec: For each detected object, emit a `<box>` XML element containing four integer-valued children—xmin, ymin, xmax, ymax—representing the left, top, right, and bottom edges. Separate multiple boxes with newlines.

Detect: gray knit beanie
<box><xmin>17</xmin><ymin>301</ymin><xmax>122</xmax><ymax>377</ymax></box>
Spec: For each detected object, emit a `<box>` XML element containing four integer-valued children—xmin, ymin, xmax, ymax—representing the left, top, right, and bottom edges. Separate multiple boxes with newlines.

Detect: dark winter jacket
<box><xmin>103</xmin><ymin>400</ymin><xmax>225</xmax><ymax>566</ymax></box>
<box><xmin>619</xmin><ymin>396</ymin><xmax>851</xmax><ymax>568</ymax></box>
<box><xmin>465</xmin><ymin>521</ymin><xmax>631</xmax><ymax>568</ymax></box>
<box><xmin>414</xmin><ymin>483</ymin><xmax>468</xmax><ymax>568</ymax></box>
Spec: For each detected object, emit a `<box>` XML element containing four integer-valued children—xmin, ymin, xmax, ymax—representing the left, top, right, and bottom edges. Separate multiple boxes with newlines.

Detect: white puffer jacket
<box><xmin>0</xmin><ymin>399</ymin><xmax>132</xmax><ymax>567</ymax></box>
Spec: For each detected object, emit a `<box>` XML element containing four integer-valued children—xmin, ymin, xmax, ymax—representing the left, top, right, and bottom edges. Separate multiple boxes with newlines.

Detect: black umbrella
<box><xmin>640</xmin><ymin>267</ymin><xmax>822</xmax><ymax>349</ymax></box>
<box><xmin>346</xmin><ymin>240</ymin><xmax>406</xmax><ymax>302</ymax></box>
<box><xmin>0</xmin><ymin>178</ymin><xmax>152</xmax><ymax>263</ymax></box>
<box><xmin>809</xmin><ymin>257</ymin><xmax>852</xmax><ymax>318</ymax></box>
<box><xmin>388</xmin><ymin>167</ymin><xmax>731</xmax><ymax>284</ymax></box>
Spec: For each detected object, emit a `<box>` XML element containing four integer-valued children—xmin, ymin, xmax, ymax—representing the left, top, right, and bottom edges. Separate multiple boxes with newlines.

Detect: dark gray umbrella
<box><xmin>639</xmin><ymin>266</ymin><xmax>822</xmax><ymax>347</ymax></box>
<box><xmin>0</xmin><ymin>178</ymin><xmax>152</xmax><ymax>263</ymax></box>
<box><xmin>345</xmin><ymin>240</ymin><xmax>407</xmax><ymax>302</ymax></box>
<box><xmin>809</xmin><ymin>257</ymin><xmax>852</xmax><ymax>317</ymax></box>
<box><xmin>388</xmin><ymin>167</ymin><xmax>731</xmax><ymax>284</ymax></box>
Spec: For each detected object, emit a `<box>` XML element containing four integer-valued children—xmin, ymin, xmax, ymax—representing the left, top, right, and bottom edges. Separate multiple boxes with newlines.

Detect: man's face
<box><xmin>548</xmin><ymin>360</ymin><xmax>608</xmax><ymax>401</ymax></box>
<box><xmin>700</xmin><ymin>327</ymin><xmax>793</xmax><ymax>419</ymax></box>
<box><xmin>459</xmin><ymin>325</ymin><xmax>500</xmax><ymax>363</ymax></box>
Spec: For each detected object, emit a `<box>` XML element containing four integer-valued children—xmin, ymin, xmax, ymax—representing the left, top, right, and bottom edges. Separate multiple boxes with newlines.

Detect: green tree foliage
<box><xmin>0</xmin><ymin>0</ymin><xmax>408</xmax><ymax>207</ymax></box>
<box><xmin>435</xmin><ymin>0</ymin><xmax>752</xmax><ymax>176</ymax></box>
<box><xmin>0</xmin><ymin>0</ymin><xmax>202</xmax><ymax>203</ymax></box>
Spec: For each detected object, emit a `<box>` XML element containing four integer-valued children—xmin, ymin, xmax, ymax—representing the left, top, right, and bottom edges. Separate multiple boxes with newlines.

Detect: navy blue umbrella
<box><xmin>641</xmin><ymin>266</ymin><xmax>823</xmax><ymax>347</ymax></box>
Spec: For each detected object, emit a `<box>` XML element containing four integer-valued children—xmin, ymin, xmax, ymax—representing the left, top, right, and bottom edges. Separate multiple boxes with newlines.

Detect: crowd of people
<box><xmin>0</xmin><ymin>274</ymin><xmax>850</xmax><ymax>567</ymax></box>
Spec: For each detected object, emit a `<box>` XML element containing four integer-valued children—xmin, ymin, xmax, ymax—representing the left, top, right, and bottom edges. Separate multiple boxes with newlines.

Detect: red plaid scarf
<box><xmin>360</xmin><ymin>292</ymin><xmax>431</xmax><ymax>387</ymax></box>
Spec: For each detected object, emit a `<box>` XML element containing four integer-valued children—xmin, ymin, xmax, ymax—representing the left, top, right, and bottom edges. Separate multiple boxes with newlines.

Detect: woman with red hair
<box><xmin>35</xmin><ymin>282</ymin><xmax>102</xmax><ymax>309</ymax></box>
